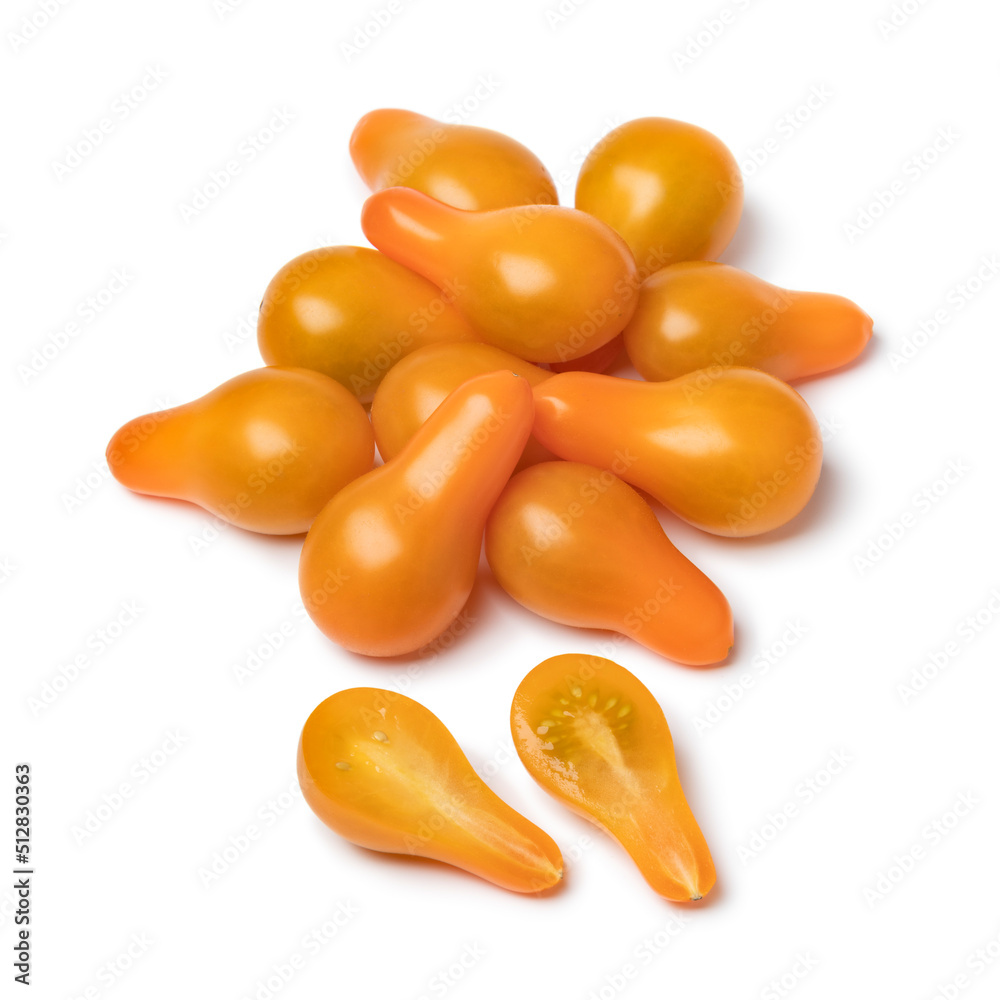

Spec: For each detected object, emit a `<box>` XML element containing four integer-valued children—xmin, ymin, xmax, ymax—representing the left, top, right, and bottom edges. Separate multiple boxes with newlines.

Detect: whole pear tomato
<box><xmin>485</xmin><ymin>461</ymin><xmax>733</xmax><ymax>664</ymax></box>
<box><xmin>623</xmin><ymin>262</ymin><xmax>872</xmax><ymax>383</ymax></box>
<box><xmin>532</xmin><ymin>369</ymin><xmax>821</xmax><ymax>537</ymax></box>
<box><xmin>350</xmin><ymin>109</ymin><xmax>558</xmax><ymax>211</ymax></box>
<box><xmin>300</xmin><ymin>370</ymin><xmax>534</xmax><ymax>657</ymax></box>
<box><xmin>257</xmin><ymin>246</ymin><xmax>478</xmax><ymax>402</ymax></box>
<box><xmin>106</xmin><ymin>367</ymin><xmax>374</xmax><ymax>535</ymax></box>
<box><xmin>361</xmin><ymin>188</ymin><xmax>638</xmax><ymax>364</ymax></box>
<box><xmin>576</xmin><ymin>117</ymin><xmax>742</xmax><ymax>273</ymax></box>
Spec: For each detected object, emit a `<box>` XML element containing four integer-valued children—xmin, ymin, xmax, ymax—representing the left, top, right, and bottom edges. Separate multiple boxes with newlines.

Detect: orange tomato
<box><xmin>106</xmin><ymin>367</ymin><xmax>373</xmax><ymax>535</ymax></box>
<box><xmin>299</xmin><ymin>688</ymin><xmax>563</xmax><ymax>893</ymax></box>
<box><xmin>511</xmin><ymin>654</ymin><xmax>716</xmax><ymax>901</ymax></box>
<box><xmin>485</xmin><ymin>462</ymin><xmax>732</xmax><ymax>665</ymax></box>
<box><xmin>532</xmin><ymin>369</ymin><xmax>822</xmax><ymax>537</ymax></box>
<box><xmin>257</xmin><ymin>246</ymin><xmax>479</xmax><ymax>403</ymax></box>
<box><xmin>350</xmin><ymin>108</ymin><xmax>558</xmax><ymax>211</ymax></box>
<box><xmin>300</xmin><ymin>370</ymin><xmax>533</xmax><ymax>656</ymax></box>
<box><xmin>624</xmin><ymin>261</ymin><xmax>873</xmax><ymax>382</ymax></box>
<box><xmin>576</xmin><ymin>117</ymin><xmax>742</xmax><ymax>272</ymax></box>
<box><xmin>547</xmin><ymin>334</ymin><xmax>624</xmax><ymax>374</ymax></box>
<box><xmin>361</xmin><ymin>187</ymin><xmax>638</xmax><ymax>363</ymax></box>
<box><xmin>370</xmin><ymin>342</ymin><xmax>555</xmax><ymax>470</ymax></box>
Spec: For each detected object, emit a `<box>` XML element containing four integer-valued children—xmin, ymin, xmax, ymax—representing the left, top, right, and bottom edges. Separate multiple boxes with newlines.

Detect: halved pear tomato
<box><xmin>511</xmin><ymin>654</ymin><xmax>716</xmax><ymax>901</ymax></box>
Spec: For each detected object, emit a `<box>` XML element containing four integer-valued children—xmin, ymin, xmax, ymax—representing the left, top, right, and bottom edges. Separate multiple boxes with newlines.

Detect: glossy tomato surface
<box><xmin>361</xmin><ymin>187</ymin><xmax>638</xmax><ymax>364</ymax></box>
<box><xmin>371</xmin><ymin>341</ymin><xmax>554</xmax><ymax>469</ymax></box>
<box><xmin>257</xmin><ymin>245</ymin><xmax>478</xmax><ymax>402</ymax></box>
<box><xmin>623</xmin><ymin>261</ymin><xmax>873</xmax><ymax>382</ymax></box>
<box><xmin>299</xmin><ymin>370</ymin><xmax>533</xmax><ymax>656</ymax></box>
<box><xmin>485</xmin><ymin>461</ymin><xmax>733</xmax><ymax>664</ymax></box>
<box><xmin>532</xmin><ymin>369</ymin><xmax>822</xmax><ymax>537</ymax></box>
<box><xmin>576</xmin><ymin>117</ymin><xmax>742</xmax><ymax>272</ymax></box>
<box><xmin>350</xmin><ymin>108</ymin><xmax>558</xmax><ymax>211</ymax></box>
<box><xmin>107</xmin><ymin>367</ymin><xmax>374</xmax><ymax>535</ymax></box>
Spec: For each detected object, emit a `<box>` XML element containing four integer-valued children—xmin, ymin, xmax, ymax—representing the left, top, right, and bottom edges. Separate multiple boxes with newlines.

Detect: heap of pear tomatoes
<box><xmin>107</xmin><ymin>110</ymin><xmax>871</xmax><ymax>900</ymax></box>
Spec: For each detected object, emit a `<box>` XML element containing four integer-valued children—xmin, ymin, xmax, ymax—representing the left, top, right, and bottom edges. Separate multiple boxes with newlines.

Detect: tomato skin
<box><xmin>106</xmin><ymin>367</ymin><xmax>374</xmax><ymax>535</ymax></box>
<box><xmin>371</xmin><ymin>342</ymin><xmax>555</xmax><ymax>470</ymax></box>
<box><xmin>257</xmin><ymin>246</ymin><xmax>479</xmax><ymax>403</ymax></box>
<box><xmin>361</xmin><ymin>187</ymin><xmax>639</xmax><ymax>363</ymax></box>
<box><xmin>624</xmin><ymin>261</ymin><xmax>873</xmax><ymax>383</ymax></box>
<box><xmin>299</xmin><ymin>688</ymin><xmax>563</xmax><ymax>892</ymax></box>
<box><xmin>576</xmin><ymin>117</ymin><xmax>742</xmax><ymax>272</ymax></box>
<box><xmin>547</xmin><ymin>334</ymin><xmax>624</xmax><ymax>375</ymax></box>
<box><xmin>511</xmin><ymin>654</ymin><xmax>716</xmax><ymax>901</ymax></box>
<box><xmin>299</xmin><ymin>370</ymin><xmax>533</xmax><ymax>657</ymax></box>
<box><xmin>350</xmin><ymin>108</ymin><xmax>558</xmax><ymax>211</ymax></box>
<box><xmin>485</xmin><ymin>462</ymin><xmax>733</xmax><ymax>665</ymax></box>
<box><xmin>531</xmin><ymin>369</ymin><xmax>822</xmax><ymax>537</ymax></box>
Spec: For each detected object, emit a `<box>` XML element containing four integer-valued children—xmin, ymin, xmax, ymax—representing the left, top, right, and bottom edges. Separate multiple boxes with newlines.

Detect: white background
<box><xmin>4</xmin><ymin>0</ymin><xmax>1000</xmax><ymax>997</ymax></box>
